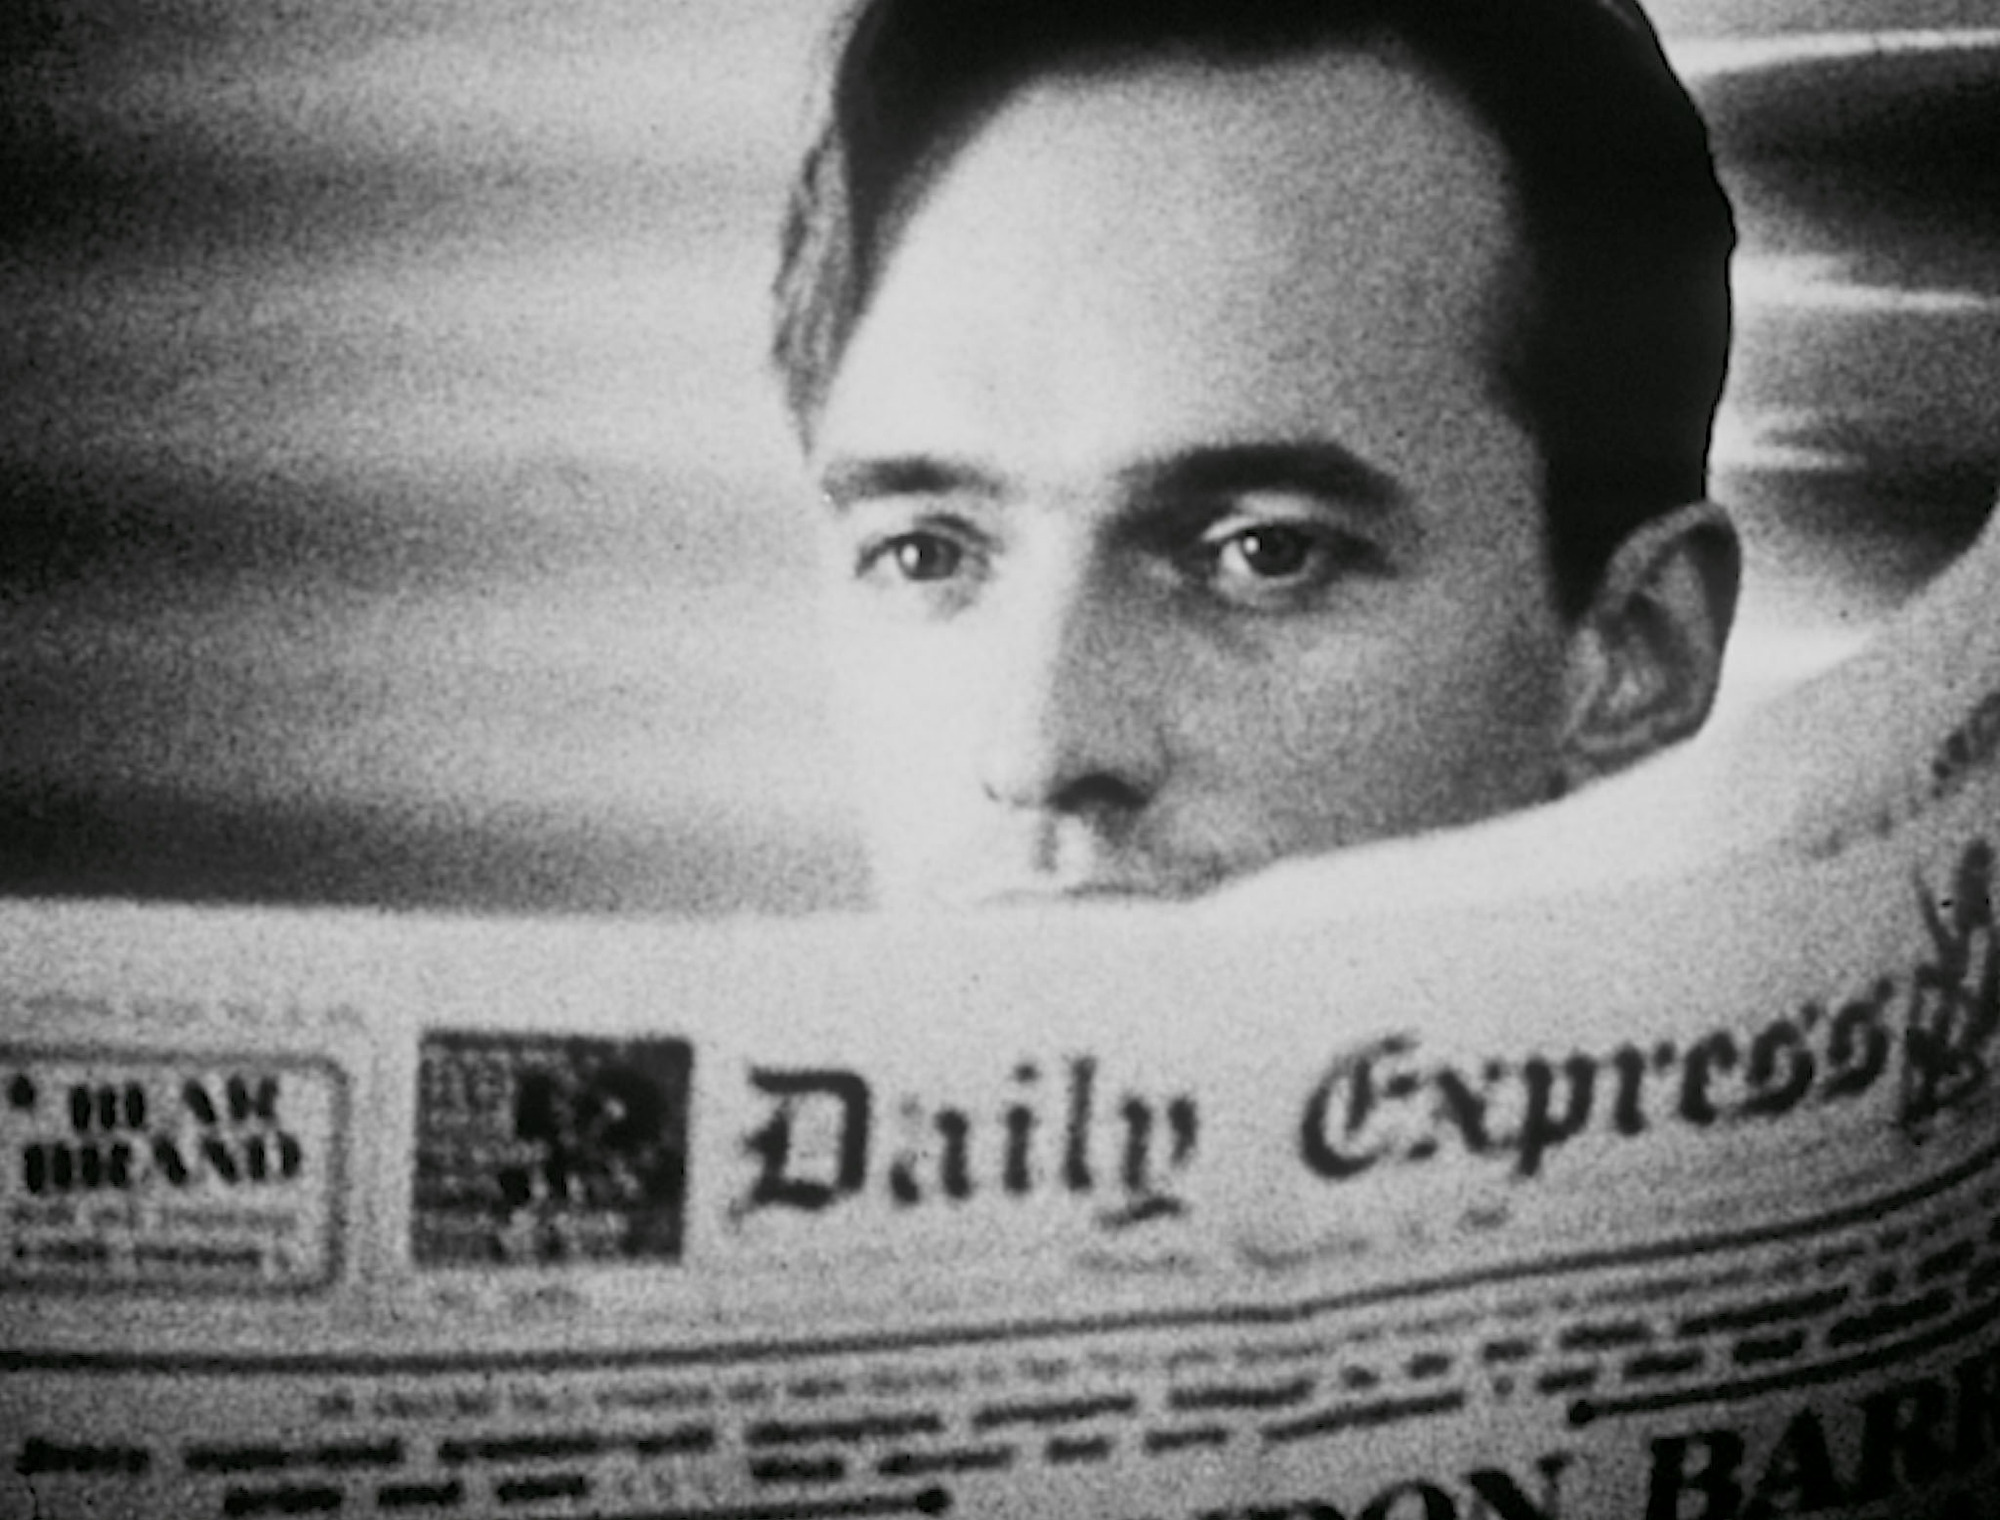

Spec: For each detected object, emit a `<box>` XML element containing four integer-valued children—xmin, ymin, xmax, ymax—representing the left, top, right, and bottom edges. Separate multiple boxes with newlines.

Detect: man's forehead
<box><xmin>815</xmin><ymin>44</ymin><xmax>1536</xmax><ymax>516</ymax></box>
<box><xmin>882</xmin><ymin>0</ymin><xmax>1671</xmax><ymax>200</ymax></box>
<box><xmin>880</xmin><ymin>42</ymin><xmax>1521</xmax><ymax>264</ymax></box>
<box><xmin>860</xmin><ymin>32</ymin><xmax>1534</xmax><ymax>330</ymax></box>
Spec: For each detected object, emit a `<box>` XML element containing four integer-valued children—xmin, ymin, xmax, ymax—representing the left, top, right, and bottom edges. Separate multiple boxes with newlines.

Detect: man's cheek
<box><xmin>1250</xmin><ymin>644</ymin><xmax>1426</xmax><ymax>819</ymax></box>
<box><xmin>833</xmin><ymin>654</ymin><xmax>982</xmax><ymax>853</ymax></box>
<box><xmin>1264</xmin><ymin>641</ymin><xmax>1520</xmax><ymax>841</ymax></box>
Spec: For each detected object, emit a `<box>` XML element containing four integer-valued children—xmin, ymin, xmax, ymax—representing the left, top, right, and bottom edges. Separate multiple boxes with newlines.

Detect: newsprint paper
<box><xmin>5</xmin><ymin>520</ymin><xmax>1999</xmax><ymax>1519</ymax></box>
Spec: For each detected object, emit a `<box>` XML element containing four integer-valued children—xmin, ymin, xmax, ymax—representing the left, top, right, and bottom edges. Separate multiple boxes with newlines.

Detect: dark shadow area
<box><xmin>0</xmin><ymin>779</ymin><xmax>867</xmax><ymax>916</ymax></box>
<box><xmin>1732</xmin><ymin>464</ymin><xmax>1996</xmax><ymax>620</ymax></box>
<box><xmin>0</xmin><ymin>452</ymin><xmax>741</xmax><ymax>602</ymax></box>
<box><xmin>1699</xmin><ymin>43</ymin><xmax>2000</xmax><ymax>291</ymax></box>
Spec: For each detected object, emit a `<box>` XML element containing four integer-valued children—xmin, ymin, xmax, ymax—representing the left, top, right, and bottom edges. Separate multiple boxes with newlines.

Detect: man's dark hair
<box><xmin>771</xmin><ymin>0</ymin><xmax>1735</xmax><ymax>616</ymax></box>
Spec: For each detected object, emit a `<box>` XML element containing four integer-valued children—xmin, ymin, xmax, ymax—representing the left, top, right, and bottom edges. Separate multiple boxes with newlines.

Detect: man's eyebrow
<box><xmin>817</xmin><ymin>455</ymin><xmax>1007</xmax><ymax>511</ymax></box>
<box><xmin>817</xmin><ymin>441</ymin><xmax>1405</xmax><ymax>515</ymax></box>
<box><xmin>1115</xmin><ymin>441</ymin><xmax>1407</xmax><ymax>511</ymax></box>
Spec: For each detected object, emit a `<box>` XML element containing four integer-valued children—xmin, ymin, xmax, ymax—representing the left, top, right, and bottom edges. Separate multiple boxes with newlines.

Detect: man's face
<box><xmin>812</xmin><ymin>47</ymin><xmax>1577</xmax><ymax>909</ymax></box>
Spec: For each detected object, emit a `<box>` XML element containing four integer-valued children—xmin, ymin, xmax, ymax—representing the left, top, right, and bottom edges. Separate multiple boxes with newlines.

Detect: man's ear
<box><xmin>1557</xmin><ymin>501</ymin><xmax>1741</xmax><ymax>789</ymax></box>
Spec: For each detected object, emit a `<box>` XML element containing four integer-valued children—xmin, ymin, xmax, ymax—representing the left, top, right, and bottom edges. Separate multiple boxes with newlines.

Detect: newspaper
<box><xmin>4</xmin><ymin>520</ymin><xmax>1998</xmax><ymax>1518</ymax></box>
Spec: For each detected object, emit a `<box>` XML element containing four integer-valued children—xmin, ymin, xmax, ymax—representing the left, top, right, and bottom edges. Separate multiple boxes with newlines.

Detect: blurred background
<box><xmin>2</xmin><ymin>0</ymin><xmax>1997</xmax><ymax>917</ymax></box>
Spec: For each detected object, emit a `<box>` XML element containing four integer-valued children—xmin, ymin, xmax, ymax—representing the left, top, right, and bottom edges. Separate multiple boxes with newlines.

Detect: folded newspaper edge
<box><xmin>3</xmin><ymin>511</ymin><xmax>1998</xmax><ymax>1519</ymax></box>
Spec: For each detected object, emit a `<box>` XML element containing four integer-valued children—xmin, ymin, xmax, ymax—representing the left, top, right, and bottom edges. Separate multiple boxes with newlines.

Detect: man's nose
<box><xmin>973</xmin><ymin>563</ymin><xmax>1168</xmax><ymax>818</ymax></box>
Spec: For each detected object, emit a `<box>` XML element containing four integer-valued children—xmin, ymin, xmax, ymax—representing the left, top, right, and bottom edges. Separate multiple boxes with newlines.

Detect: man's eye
<box><xmin>1190</xmin><ymin>517</ymin><xmax>1379</xmax><ymax>608</ymax></box>
<box><xmin>1218</xmin><ymin>524</ymin><xmax>1318</xmax><ymax>581</ymax></box>
<box><xmin>853</xmin><ymin>525</ymin><xmax>987</xmax><ymax>597</ymax></box>
<box><xmin>877</xmin><ymin>532</ymin><xmax>964</xmax><ymax>582</ymax></box>
<box><xmin>845</xmin><ymin>513</ymin><xmax>991</xmax><ymax>615</ymax></box>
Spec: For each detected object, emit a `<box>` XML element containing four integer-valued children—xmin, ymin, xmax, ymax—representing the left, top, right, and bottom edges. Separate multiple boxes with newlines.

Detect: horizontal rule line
<box><xmin>1678</xmin><ymin>1285</ymin><xmax>1853</xmax><ymax>1338</ymax></box>
<box><xmin>749</xmin><ymin>1414</ymin><xmax>945</xmax><ymax>1449</ymax></box>
<box><xmin>1167</xmin><ymin>1377</ymin><xmax>1315</xmax><ymax>1412</ymax></box>
<box><xmin>1569</xmin><ymin>1290</ymin><xmax>2000</xmax><ymax>1427</ymax></box>
<box><xmin>9</xmin><ymin>1140</ymin><xmax>1999</xmax><ymax>1381</ymax></box>
<box><xmin>972</xmin><ymin>1394</ymin><xmax>1138</xmax><ymax>1430</ymax></box>
<box><xmin>1264</xmin><ymin>1389</ymin><xmax>1467</xmax><ymax>1445</ymax></box>
<box><xmin>497</xmin><ymin>1488</ymin><xmax>954</xmax><ymax>1520</ymax></box>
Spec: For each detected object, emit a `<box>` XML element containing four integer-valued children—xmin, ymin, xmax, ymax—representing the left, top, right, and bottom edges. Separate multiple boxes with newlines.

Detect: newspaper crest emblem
<box><xmin>412</xmin><ymin>1032</ymin><xmax>693</xmax><ymax>1267</ymax></box>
